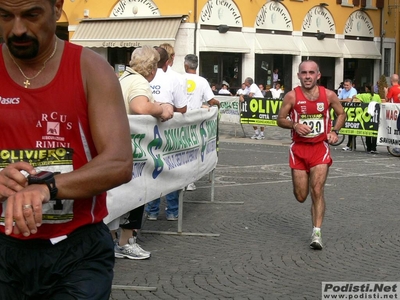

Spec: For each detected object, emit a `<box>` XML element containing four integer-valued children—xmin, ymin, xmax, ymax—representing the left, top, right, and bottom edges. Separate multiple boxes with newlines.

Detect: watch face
<box><xmin>27</xmin><ymin>171</ymin><xmax>54</xmax><ymax>185</ymax></box>
<box><xmin>35</xmin><ymin>171</ymin><xmax>54</xmax><ymax>180</ymax></box>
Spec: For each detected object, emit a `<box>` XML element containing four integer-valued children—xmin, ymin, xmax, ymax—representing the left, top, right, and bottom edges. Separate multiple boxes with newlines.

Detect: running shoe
<box><xmin>310</xmin><ymin>230</ymin><xmax>323</xmax><ymax>250</ymax></box>
<box><xmin>250</xmin><ymin>134</ymin><xmax>259</xmax><ymax>139</ymax></box>
<box><xmin>186</xmin><ymin>183</ymin><xmax>196</xmax><ymax>191</ymax></box>
<box><xmin>257</xmin><ymin>135</ymin><xmax>265</xmax><ymax>140</ymax></box>
<box><xmin>114</xmin><ymin>237</ymin><xmax>150</xmax><ymax>260</ymax></box>
<box><xmin>146</xmin><ymin>214</ymin><xmax>158</xmax><ymax>221</ymax></box>
<box><xmin>166</xmin><ymin>214</ymin><xmax>178</xmax><ymax>221</ymax></box>
<box><xmin>342</xmin><ymin>146</ymin><xmax>351</xmax><ymax>151</ymax></box>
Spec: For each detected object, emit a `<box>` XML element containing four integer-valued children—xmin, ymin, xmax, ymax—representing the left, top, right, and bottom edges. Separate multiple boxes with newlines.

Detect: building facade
<box><xmin>57</xmin><ymin>0</ymin><xmax>398</xmax><ymax>93</ymax></box>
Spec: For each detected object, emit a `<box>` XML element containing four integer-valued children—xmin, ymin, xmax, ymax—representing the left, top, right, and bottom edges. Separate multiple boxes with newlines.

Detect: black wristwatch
<box><xmin>27</xmin><ymin>171</ymin><xmax>58</xmax><ymax>200</ymax></box>
<box><xmin>331</xmin><ymin>129</ymin><xmax>340</xmax><ymax>135</ymax></box>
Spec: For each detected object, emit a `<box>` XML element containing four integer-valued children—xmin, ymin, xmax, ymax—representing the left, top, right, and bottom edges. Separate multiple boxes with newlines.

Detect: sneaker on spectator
<box><xmin>250</xmin><ymin>134</ymin><xmax>259</xmax><ymax>139</ymax></box>
<box><xmin>186</xmin><ymin>183</ymin><xmax>196</xmax><ymax>191</ymax></box>
<box><xmin>114</xmin><ymin>238</ymin><xmax>150</xmax><ymax>260</ymax></box>
<box><xmin>310</xmin><ymin>230</ymin><xmax>323</xmax><ymax>250</ymax></box>
<box><xmin>257</xmin><ymin>135</ymin><xmax>265</xmax><ymax>140</ymax></box>
<box><xmin>342</xmin><ymin>146</ymin><xmax>351</xmax><ymax>151</ymax></box>
<box><xmin>146</xmin><ymin>214</ymin><xmax>158</xmax><ymax>221</ymax></box>
<box><xmin>166</xmin><ymin>214</ymin><xmax>178</xmax><ymax>221</ymax></box>
<box><xmin>370</xmin><ymin>150</ymin><xmax>379</xmax><ymax>154</ymax></box>
<box><xmin>131</xmin><ymin>237</ymin><xmax>151</xmax><ymax>256</ymax></box>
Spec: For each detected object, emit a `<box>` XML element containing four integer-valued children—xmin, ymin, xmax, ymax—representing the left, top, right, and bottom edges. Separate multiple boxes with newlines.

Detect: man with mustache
<box><xmin>0</xmin><ymin>0</ymin><xmax>133</xmax><ymax>299</ymax></box>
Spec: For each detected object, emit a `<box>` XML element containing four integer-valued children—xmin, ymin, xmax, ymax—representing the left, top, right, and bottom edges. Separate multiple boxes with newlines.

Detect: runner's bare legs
<box><xmin>292</xmin><ymin>165</ymin><xmax>328</xmax><ymax>227</ymax></box>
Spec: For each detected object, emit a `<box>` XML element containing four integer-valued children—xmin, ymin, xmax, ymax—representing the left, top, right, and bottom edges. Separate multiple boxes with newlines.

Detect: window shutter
<box><xmin>376</xmin><ymin>0</ymin><xmax>384</xmax><ymax>8</ymax></box>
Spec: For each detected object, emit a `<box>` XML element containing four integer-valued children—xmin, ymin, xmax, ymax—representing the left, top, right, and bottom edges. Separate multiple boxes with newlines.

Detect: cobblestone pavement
<box><xmin>110</xmin><ymin>122</ymin><xmax>400</xmax><ymax>300</ymax></box>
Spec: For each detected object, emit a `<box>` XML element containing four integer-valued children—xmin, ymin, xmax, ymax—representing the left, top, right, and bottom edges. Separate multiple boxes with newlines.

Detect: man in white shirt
<box><xmin>184</xmin><ymin>54</ymin><xmax>220</xmax><ymax>191</ymax></box>
<box><xmin>218</xmin><ymin>83</ymin><xmax>232</xmax><ymax>95</ymax></box>
<box><xmin>184</xmin><ymin>54</ymin><xmax>220</xmax><ymax>110</ymax></box>
<box><xmin>338</xmin><ymin>79</ymin><xmax>358</xmax><ymax>151</ymax></box>
<box><xmin>272</xmin><ymin>68</ymin><xmax>279</xmax><ymax>88</ymax></box>
<box><xmin>159</xmin><ymin>43</ymin><xmax>188</xmax><ymax>107</ymax></box>
<box><xmin>145</xmin><ymin>46</ymin><xmax>187</xmax><ymax>221</ymax></box>
<box><xmin>236</xmin><ymin>83</ymin><xmax>247</xmax><ymax>96</ymax></box>
<box><xmin>150</xmin><ymin>47</ymin><xmax>187</xmax><ymax>113</ymax></box>
<box><xmin>239</xmin><ymin>77</ymin><xmax>265</xmax><ymax>140</ymax></box>
<box><xmin>270</xmin><ymin>82</ymin><xmax>284</xmax><ymax>99</ymax></box>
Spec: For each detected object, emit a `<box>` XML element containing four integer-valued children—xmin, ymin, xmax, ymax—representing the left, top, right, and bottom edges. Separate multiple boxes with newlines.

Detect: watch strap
<box><xmin>45</xmin><ymin>176</ymin><xmax>58</xmax><ymax>200</ymax></box>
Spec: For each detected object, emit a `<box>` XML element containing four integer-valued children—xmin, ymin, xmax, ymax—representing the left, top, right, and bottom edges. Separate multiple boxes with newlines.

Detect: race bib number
<box><xmin>299</xmin><ymin>118</ymin><xmax>324</xmax><ymax>138</ymax></box>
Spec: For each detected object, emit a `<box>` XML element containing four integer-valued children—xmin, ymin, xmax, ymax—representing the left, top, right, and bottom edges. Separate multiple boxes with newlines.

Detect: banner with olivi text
<box><xmin>104</xmin><ymin>107</ymin><xmax>219</xmax><ymax>224</ymax></box>
<box><xmin>377</xmin><ymin>103</ymin><xmax>400</xmax><ymax>146</ymax></box>
<box><xmin>239</xmin><ymin>96</ymin><xmax>283</xmax><ymax>126</ymax></box>
<box><xmin>239</xmin><ymin>96</ymin><xmax>380</xmax><ymax>138</ymax></box>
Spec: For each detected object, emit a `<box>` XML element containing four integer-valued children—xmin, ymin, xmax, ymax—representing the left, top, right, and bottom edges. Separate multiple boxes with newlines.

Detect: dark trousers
<box><xmin>120</xmin><ymin>205</ymin><xmax>145</xmax><ymax>230</ymax></box>
<box><xmin>0</xmin><ymin>222</ymin><xmax>114</xmax><ymax>300</ymax></box>
<box><xmin>346</xmin><ymin>135</ymin><xmax>356</xmax><ymax>150</ymax></box>
<box><xmin>366</xmin><ymin>137</ymin><xmax>377</xmax><ymax>152</ymax></box>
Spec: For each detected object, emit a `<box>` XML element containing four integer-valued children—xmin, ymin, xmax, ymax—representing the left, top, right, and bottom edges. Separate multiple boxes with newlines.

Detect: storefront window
<box><xmin>344</xmin><ymin>59</ymin><xmax>374</xmax><ymax>92</ymax></box>
<box><xmin>255</xmin><ymin>54</ymin><xmax>292</xmax><ymax>92</ymax></box>
<box><xmin>108</xmin><ymin>47</ymin><xmax>133</xmax><ymax>70</ymax></box>
<box><xmin>199</xmin><ymin>52</ymin><xmax>242</xmax><ymax>94</ymax></box>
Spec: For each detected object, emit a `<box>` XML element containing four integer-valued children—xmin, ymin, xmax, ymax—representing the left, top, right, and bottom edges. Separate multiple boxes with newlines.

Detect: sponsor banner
<box><xmin>239</xmin><ymin>96</ymin><xmax>283</xmax><ymax>126</ymax></box>
<box><xmin>215</xmin><ymin>96</ymin><xmax>240</xmax><ymax>124</ymax></box>
<box><xmin>331</xmin><ymin>102</ymin><xmax>379</xmax><ymax>137</ymax></box>
<box><xmin>377</xmin><ymin>103</ymin><xmax>400</xmax><ymax>146</ymax></box>
<box><xmin>238</xmin><ymin>97</ymin><xmax>379</xmax><ymax>137</ymax></box>
<box><xmin>104</xmin><ymin>108</ymin><xmax>219</xmax><ymax>224</ymax></box>
<box><xmin>322</xmin><ymin>282</ymin><xmax>399</xmax><ymax>299</ymax></box>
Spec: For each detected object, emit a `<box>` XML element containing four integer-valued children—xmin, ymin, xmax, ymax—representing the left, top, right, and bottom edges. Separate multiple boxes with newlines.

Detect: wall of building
<box><xmin>60</xmin><ymin>0</ymin><xmax>398</xmax><ymax>88</ymax></box>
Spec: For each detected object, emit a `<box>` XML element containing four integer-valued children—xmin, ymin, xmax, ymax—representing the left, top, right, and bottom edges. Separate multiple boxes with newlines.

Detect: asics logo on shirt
<box><xmin>0</xmin><ymin>96</ymin><xmax>20</xmax><ymax>105</ymax></box>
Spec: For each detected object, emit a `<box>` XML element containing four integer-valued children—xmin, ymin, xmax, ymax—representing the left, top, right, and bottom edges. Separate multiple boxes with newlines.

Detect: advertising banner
<box><xmin>330</xmin><ymin>102</ymin><xmax>380</xmax><ymax>137</ymax></box>
<box><xmin>104</xmin><ymin>108</ymin><xmax>219</xmax><ymax>224</ymax></box>
<box><xmin>239</xmin><ymin>96</ymin><xmax>283</xmax><ymax>126</ymax></box>
<box><xmin>377</xmin><ymin>103</ymin><xmax>400</xmax><ymax>146</ymax></box>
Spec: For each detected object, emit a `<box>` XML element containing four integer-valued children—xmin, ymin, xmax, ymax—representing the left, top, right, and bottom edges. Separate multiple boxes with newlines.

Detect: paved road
<box><xmin>110</xmin><ymin>122</ymin><xmax>400</xmax><ymax>300</ymax></box>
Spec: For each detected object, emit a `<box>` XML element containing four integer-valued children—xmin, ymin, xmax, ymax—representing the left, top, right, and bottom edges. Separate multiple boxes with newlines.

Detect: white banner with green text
<box><xmin>104</xmin><ymin>107</ymin><xmax>219</xmax><ymax>224</ymax></box>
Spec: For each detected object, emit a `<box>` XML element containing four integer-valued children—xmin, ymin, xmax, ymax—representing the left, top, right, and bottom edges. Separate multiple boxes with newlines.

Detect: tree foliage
<box><xmin>378</xmin><ymin>74</ymin><xmax>388</xmax><ymax>99</ymax></box>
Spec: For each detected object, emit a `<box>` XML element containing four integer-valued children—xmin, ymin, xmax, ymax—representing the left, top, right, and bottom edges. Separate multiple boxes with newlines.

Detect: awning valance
<box><xmin>198</xmin><ymin>30</ymin><xmax>250</xmax><ymax>53</ymax></box>
<box><xmin>300</xmin><ymin>37</ymin><xmax>342</xmax><ymax>58</ymax></box>
<box><xmin>70</xmin><ymin>16</ymin><xmax>183</xmax><ymax>48</ymax></box>
<box><xmin>255</xmin><ymin>34</ymin><xmax>300</xmax><ymax>55</ymax></box>
<box><xmin>342</xmin><ymin>40</ymin><xmax>381</xmax><ymax>59</ymax></box>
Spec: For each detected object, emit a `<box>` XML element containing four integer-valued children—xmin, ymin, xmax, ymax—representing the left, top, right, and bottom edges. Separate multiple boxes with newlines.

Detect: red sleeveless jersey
<box><xmin>290</xmin><ymin>86</ymin><xmax>331</xmax><ymax>143</ymax></box>
<box><xmin>0</xmin><ymin>42</ymin><xmax>108</xmax><ymax>239</ymax></box>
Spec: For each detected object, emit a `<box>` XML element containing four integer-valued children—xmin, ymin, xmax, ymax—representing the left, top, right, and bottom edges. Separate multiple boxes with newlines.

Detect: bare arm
<box><xmin>327</xmin><ymin>89</ymin><xmax>346</xmax><ymax>131</ymax></box>
<box><xmin>277</xmin><ymin>90</ymin><xmax>296</xmax><ymax>129</ymax></box>
<box><xmin>56</xmin><ymin>48</ymin><xmax>133</xmax><ymax>199</ymax></box>
<box><xmin>130</xmin><ymin>95</ymin><xmax>164</xmax><ymax>117</ymax></box>
<box><xmin>175</xmin><ymin>105</ymin><xmax>187</xmax><ymax>113</ymax></box>
<box><xmin>207</xmin><ymin>98</ymin><xmax>220</xmax><ymax>108</ymax></box>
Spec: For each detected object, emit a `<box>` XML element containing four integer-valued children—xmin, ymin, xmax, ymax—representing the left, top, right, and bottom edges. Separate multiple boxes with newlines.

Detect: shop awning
<box><xmin>255</xmin><ymin>34</ymin><xmax>300</xmax><ymax>55</ymax></box>
<box><xmin>70</xmin><ymin>16</ymin><xmax>183</xmax><ymax>48</ymax></box>
<box><xmin>198</xmin><ymin>30</ymin><xmax>250</xmax><ymax>53</ymax></box>
<box><xmin>300</xmin><ymin>37</ymin><xmax>343</xmax><ymax>58</ymax></box>
<box><xmin>342</xmin><ymin>40</ymin><xmax>381</xmax><ymax>59</ymax></box>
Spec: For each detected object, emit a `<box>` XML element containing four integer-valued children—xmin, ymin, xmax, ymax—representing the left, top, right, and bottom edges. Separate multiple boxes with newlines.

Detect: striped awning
<box><xmin>70</xmin><ymin>16</ymin><xmax>183</xmax><ymax>48</ymax></box>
